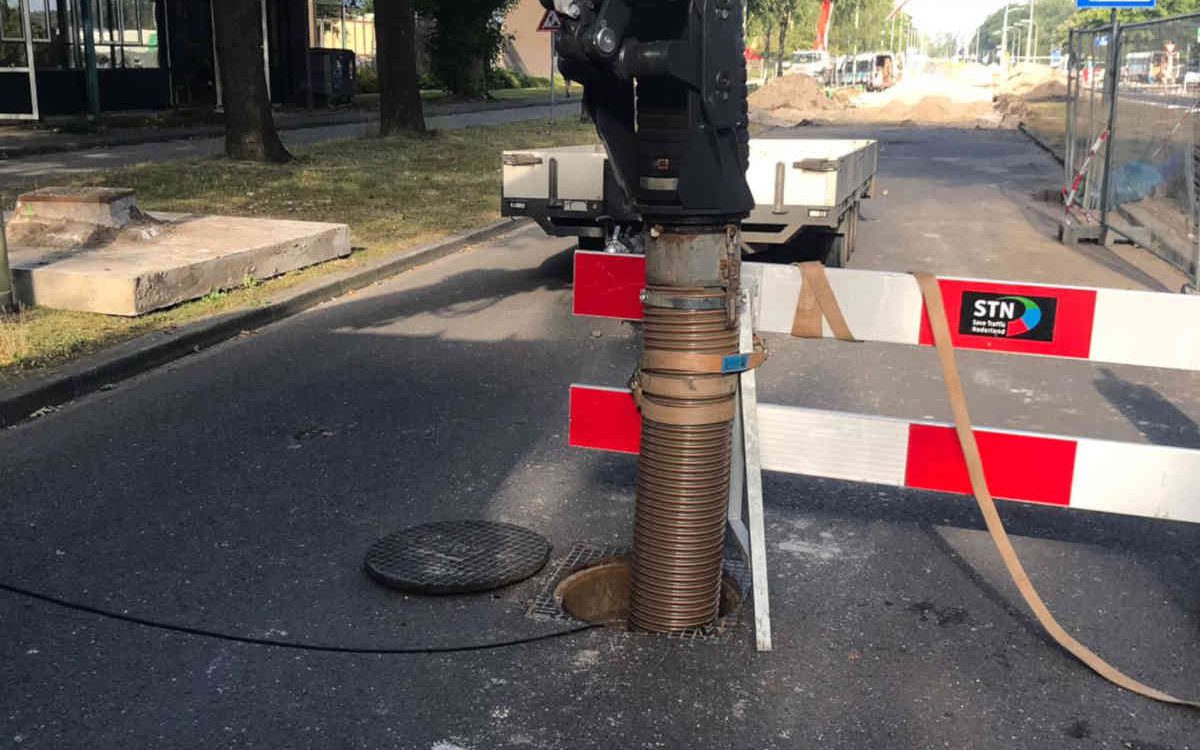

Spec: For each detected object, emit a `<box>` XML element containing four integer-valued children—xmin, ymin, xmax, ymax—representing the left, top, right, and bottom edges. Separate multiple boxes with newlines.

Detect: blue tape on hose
<box><xmin>722</xmin><ymin>353</ymin><xmax>751</xmax><ymax>374</ymax></box>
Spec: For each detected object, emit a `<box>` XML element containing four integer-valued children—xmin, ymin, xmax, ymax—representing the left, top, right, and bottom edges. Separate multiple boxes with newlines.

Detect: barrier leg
<box><xmin>735</xmin><ymin>288</ymin><xmax>772</xmax><ymax>652</ymax></box>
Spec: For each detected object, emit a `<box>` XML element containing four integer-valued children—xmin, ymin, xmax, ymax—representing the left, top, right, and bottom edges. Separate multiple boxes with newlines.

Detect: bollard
<box><xmin>0</xmin><ymin>210</ymin><xmax>14</xmax><ymax>313</ymax></box>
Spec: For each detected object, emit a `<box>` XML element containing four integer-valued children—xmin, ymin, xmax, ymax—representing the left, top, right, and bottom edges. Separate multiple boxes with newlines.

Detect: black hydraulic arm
<box><xmin>542</xmin><ymin>0</ymin><xmax>755</xmax><ymax>227</ymax></box>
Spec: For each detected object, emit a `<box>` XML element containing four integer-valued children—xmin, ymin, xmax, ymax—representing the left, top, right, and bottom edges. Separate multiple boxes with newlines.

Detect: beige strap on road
<box><xmin>914</xmin><ymin>272</ymin><xmax>1199</xmax><ymax>709</ymax></box>
<box><xmin>790</xmin><ymin>262</ymin><xmax>859</xmax><ymax>342</ymax></box>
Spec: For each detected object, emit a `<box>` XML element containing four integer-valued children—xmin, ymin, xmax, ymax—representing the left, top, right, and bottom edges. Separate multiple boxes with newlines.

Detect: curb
<box><xmin>0</xmin><ymin>218</ymin><xmax>531</xmax><ymax>428</ymax></box>
<box><xmin>1018</xmin><ymin>123</ymin><xmax>1065</xmax><ymax>166</ymax></box>
<box><xmin>0</xmin><ymin>99</ymin><xmax>565</xmax><ymax>160</ymax></box>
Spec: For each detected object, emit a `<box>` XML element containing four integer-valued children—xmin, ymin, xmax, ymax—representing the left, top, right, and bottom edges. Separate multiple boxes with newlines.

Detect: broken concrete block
<box><xmin>13</xmin><ymin>187</ymin><xmax>139</xmax><ymax>229</ymax></box>
<box><xmin>10</xmin><ymin>212</ymin><xmax>352</xmax><ymax>317</ymax></box>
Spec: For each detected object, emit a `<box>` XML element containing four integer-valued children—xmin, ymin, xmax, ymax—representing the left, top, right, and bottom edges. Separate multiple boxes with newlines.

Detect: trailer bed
<box><xmin>501</xmin><ymin>138</ymin><xmax>879</xmax><ymax>251</ymax></box>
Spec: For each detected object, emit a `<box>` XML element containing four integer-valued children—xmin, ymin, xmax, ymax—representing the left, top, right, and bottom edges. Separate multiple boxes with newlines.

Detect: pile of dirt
<box><xmin>830</xmin><ymin>87</ymin><xmax>859</xmax><ymax>106</ymax></box>
<box><xmin>998</xmin><ymin>66</ymin><xmax>1068</xmax><ymax>100</ymax></box>
<box><xmin>993</xmin><ymin>93</ymin><xmax>1031</xmax><ymax>120</ymax></box>
<box><xmin>748</xmin><ymin>74</ymin><xmax>842</xmax><ymax>113</ymax></box>
<box><xmin>869</xmin><ymin>96</ymin><xmax>995</xmax><ymax>126</ymax></box>
<box><xmin>953</xmin><ymin>62</ymin><xmax>999</xmax><ymax>89</ymax></box>
<box><xmin>750</xmin><ymin>71</ymin><xmax>1014</xmax><ymax>129</ymax></box>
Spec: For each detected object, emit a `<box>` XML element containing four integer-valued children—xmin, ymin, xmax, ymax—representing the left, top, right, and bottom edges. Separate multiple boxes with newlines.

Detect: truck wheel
<box><xmin>824</xmin><ymin>231</ymin><xmax>847</xmax><ymax>268</ymax></box>
<box><xmin>825</xmin><ymin>208</ymin><xmax>854</xmax><ymax>268</ymax></box>
<box><xmin>845</xmin><ymin>206</ymin><xmax>859</xmax><ymax>263</ymax></box>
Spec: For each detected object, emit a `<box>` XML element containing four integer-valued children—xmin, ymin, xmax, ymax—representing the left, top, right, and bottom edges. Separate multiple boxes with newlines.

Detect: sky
<box><xmin>902</xmin><ymin>0</ymin><xmax>1015</xmax><ymax>36</ymax></box>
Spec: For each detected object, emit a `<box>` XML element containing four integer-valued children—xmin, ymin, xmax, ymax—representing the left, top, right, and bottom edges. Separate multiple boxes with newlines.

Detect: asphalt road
<box><xmin>1</xmin><ymin>125</ymin><xmax>1197</xmax><ymax>749</ymax></box>
<box><xmin>0</xmin><ymin>102</ymin><xmax>582</xmax><ymax>181</ymax></box>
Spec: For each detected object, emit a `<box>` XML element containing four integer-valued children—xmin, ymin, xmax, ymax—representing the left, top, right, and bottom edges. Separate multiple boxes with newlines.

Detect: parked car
<box><xmin>870</xmin><ymin>52</ymin><xmax>897</xmax><ymax>91</ymax></box>
<box><xmin>789</xmin><ymin>49</ymin><xmax>831</xmax><ymax>82</ymax></box>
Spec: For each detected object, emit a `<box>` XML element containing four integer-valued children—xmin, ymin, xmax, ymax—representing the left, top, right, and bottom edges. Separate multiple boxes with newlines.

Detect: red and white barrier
<box><xmin>569</xmin><ymin>386</ymin><xmax>1200</xmax><ymax>525</ymax></box>
<box><xmin>571</xmin><ymin>252</ymin><xmax>1200</xmax><ymax>661</ymax></box>
<box><xmin>573</xmin><ymin>252</ymin><xmax>1200</xmax><ymax>372</ymax></box>
<box><xmin>1062</xmin><ymin>129</ymin><xmax>1108</xmax><ymax>221</ymax></box>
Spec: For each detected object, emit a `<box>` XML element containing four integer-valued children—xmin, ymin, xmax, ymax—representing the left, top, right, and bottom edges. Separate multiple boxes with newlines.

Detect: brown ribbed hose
<box><xmin>630</xmin><ymin>287</ymin><xmax>739</xmax><ymax>633</ymax></box>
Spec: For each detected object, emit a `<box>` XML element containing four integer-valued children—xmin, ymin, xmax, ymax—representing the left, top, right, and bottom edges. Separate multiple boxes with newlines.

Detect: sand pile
<box><xmin>749</xmin><ymin>74</ymin><xmax>841</xmax><ymax>113</ymax></box>
<box><xmin>951</xmin><ymin>62</ymin><xmax>997</xmax><ymax>88</ymax></box>
<box><xmin>993</xmin><ymin>93</ymin><xmax>1031</xmax><ymax>119</ymax></box>
<box><xmin>869</xmin><ymin>96</ymin><xmax>995</xmax><ymax>125</ymax></box>
<box><xmin>830</xmin><ymin>87</ymin><xmax>859</xmax><ymax>106</ymax></box>
<box><xmin>999</xmin><ymin>66</ymin><xmax>1068</xmax><ymax>100</ymax></box>
<box><xmin>750</xmin><ymin>72</ymin><xmax>1013</xmax><ymax>129</ymax></box>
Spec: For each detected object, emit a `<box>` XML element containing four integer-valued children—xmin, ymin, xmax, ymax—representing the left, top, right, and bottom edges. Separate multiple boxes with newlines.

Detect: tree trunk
<box><xmin>776</xmin><ymin>15</ymin><xmax>790</xmax><ymax>77</ymax></box>
<box><xmin>377</xmin><ymin>0</ymin><xmax>425</xmax><ymax>135</ymax></box>
<box><xmin>446</xmin><ymin>55</ymin><xmax>487</xmax><ymax>99</ymax></box>
<box><xmin>211</xmin><ymin>0</ymin><xmax>291</xmax><ymax>162</ymax></box>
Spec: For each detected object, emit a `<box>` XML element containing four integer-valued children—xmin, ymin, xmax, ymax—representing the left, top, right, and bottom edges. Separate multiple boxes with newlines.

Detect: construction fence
<box><xmin>1067</xmin><ymin>13</ymin><xmax>1200</xmax><ymax>292</ymax></box>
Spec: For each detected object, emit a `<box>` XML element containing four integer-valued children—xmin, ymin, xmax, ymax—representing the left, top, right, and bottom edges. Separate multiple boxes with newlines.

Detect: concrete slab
<box><xmin>14</xmin><ymin>186</ymin><xmax>138</xmax><ymax>228</ymax></box>
<box><xmin>9</xmin><ymin>212</ymin><xmax>351</xmax><ymax>316</ymax></box>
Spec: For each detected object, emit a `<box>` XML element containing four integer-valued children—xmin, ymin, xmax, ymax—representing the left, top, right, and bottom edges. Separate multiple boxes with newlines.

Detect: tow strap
<box><xmin>792</xmin><ymin>261</ymin><xmax>1198</xmax><ymax>708</ymax></box>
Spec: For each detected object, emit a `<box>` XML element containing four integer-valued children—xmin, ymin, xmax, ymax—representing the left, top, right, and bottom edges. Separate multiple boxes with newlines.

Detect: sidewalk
<box><xmin>0</xmin><ymin>95</ymin><xmax>564</xmax><ymax>160</ymax></box>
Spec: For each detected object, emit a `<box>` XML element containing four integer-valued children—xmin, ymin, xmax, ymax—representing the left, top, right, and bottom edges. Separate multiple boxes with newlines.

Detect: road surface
<box><xmin>1</xmin><ymin>125</ymin><xmax>1197</xmax><ymax>749</ymax></box>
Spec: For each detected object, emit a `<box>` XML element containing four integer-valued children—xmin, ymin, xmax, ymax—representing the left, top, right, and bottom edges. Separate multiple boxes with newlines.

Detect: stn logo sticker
<box><xmin>959</xmin><ymin>292</ymin><xmax>1058</xmax><ymax>342</ymax></box>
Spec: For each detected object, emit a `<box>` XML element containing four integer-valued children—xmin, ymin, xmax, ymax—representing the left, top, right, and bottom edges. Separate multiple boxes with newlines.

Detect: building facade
<box><xmin>500</xmin><ymin>0</ymin><xmax>554</xmax><ymax>80</ymax></box>
<box><xmin>0</xmin><ymin>0</ymin><xmax>336</xmax><ymax>119</ymax></box>
<box><xmin>0</xmin><ymin>0</ymin><xmax>546</xmax><ymax>120</ymax></box>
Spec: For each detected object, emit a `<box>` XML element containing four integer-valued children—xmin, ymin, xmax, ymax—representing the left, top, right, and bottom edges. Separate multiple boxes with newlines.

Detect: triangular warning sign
<box><xmin>538</xmin><ymin>10</ymin><xmax>562</xmax><ymax>32</ymax></box>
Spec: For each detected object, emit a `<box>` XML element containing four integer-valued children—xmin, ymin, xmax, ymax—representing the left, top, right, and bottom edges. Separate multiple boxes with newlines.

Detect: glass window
<box><xmin>1</xmin><ymin>0</ymin><xmax>158</xmax><ymax>69</ymax></box>
<box><xmin>0</xmin><ymin>41</ymin><xmax>27</xmax><ymax>66</ymax></box>
<box><xmin>2</xmin><ymin>0</ymin><xmax>24</xmax><ymax>43</ymax></box>
<box><xmin>91</xmin><ymin>0</ymin><xmax>106</xmax><ymax>42</ymax></box>
<box><xmin>119</xmin><ymin>0</ymin><xmax>138</xmax><ymax>44</ymax></box>
<box><xmin>138</xmin><ymin>0</ymin><xmax>153</xmax><ymax>46</ymax></box>
<box><xmin>85</xmin><ymin>0</ymin><xmax>157</xmax><ymax>68</ymax></box>
<box><xmin>29</xmin><ymin>0</ymin><xmax>49</xmax><ymax>40</ymax></box>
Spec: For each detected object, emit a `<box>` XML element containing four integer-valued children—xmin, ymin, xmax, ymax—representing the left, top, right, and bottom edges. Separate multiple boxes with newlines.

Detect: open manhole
<box><xmin>364</xmin><ymin>520</ymin><xmax>550</xmax><ymax>595</ymax></box>
<box><xmin>554</xmin><ymin>556</ymin><xmax>743</xmax><ymax>628</ymax></box>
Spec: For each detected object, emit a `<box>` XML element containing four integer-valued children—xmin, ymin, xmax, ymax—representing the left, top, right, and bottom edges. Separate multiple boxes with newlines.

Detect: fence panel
<box><xmin>1105</xmin><ymin>16</ymin><xmax>1200</xmax><ymax>288</ymax></box>
<box><xmin>1067</xmin><ymin>28</ymin><xmax>1112</xmax><ymax>217</ymax></box>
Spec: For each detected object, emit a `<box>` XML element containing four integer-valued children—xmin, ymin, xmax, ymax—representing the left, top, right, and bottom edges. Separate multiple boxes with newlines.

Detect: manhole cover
<box><xmin>364</xmin><ymin>521</ymin><xmax>551</xmax><ymax>595</ymax></box>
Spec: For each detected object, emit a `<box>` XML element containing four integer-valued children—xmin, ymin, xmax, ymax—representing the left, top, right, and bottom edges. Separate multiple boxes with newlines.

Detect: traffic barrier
<box><xmin>570</xmin><ymin>251</ymin><xmax>1199</xmax><ymax>705</ymax></box>
<box><xmin>1062</xmin><ymin>129</ymin><xmax>1108</xmax><ymax>224</ymax></box>
<box><xmin>574</xmin><ymin>251</ymin><xmax>1200</xmax><ymax>372</ymax></box>
<box><xmin>570</xmin><ymin>389</ymin><xmax>1200</xmax><ymax>526</ymax></box>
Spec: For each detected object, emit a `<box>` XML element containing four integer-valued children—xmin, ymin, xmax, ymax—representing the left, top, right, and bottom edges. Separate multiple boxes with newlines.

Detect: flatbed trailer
<box><xmin>501</xmin><ymin>138</ymin><xmax>879</xmax><ymax>266</ymax></box>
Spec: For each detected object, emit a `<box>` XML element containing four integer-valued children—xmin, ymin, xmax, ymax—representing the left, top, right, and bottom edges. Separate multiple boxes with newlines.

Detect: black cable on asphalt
<box><xmin>0</xmin><ymin>581</ymin><xmax>602</xmax><ymax>654</ymax></box>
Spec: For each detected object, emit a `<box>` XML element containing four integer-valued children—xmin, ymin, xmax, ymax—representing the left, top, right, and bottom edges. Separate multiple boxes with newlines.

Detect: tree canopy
<box><xmin>748</xmin><ymin>0</ymin><xmax>1200</xmax><ymax>65</ymax></box>
<box><xmin>414</xmin><ymin>0</ymin><xmax>515</xmax><ymax>97</ymax></box>
<box><xmin>973</xmin><ymin>0</ymin><xmax>1200</xmax><ymax>60</ymax></box>
<box><xmin>747</xmin><ymin>0</ymin><xmax>911</xmax><ymax>58</ymax></box>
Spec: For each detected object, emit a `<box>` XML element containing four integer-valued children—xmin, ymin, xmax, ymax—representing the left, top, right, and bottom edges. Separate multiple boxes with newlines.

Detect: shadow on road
<box><xmin>1094</xmin><ymin>367</ymin><xmax>1200</xmax><ymax>449</ymax></box>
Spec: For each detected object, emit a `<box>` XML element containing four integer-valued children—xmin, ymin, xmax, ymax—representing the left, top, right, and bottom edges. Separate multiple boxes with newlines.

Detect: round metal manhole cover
<box><xmin>364</xmin><ymin>521</ymin><xmax>551</xmax><ymax>595</ymax></box>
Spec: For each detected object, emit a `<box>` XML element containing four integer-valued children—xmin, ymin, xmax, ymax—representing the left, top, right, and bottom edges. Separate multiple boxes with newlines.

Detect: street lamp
<box><xmin>1015</xmin><ymin>20</ymin><xmax>1035</xmax><ymax>65</ymax></box>
<box><xmin>1026</xmin><ymin>0</ymin><xmax>1036</xmax><ymax>65</ymax></box>
<box><xmin>1001</xmin><ymin>2</ymin><xmax>1011</xmax><ymax>72</ymax></box>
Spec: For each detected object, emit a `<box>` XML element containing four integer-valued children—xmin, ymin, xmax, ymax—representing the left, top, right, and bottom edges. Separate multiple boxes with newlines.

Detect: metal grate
<box><xmin>365</xmin><ymin>521</ymin><xmax>551</xmax><ymax>595</ymax></box>
<box><xmin>526</xmin><ymin>540</ymin><xmax>750</xmax><ymax>642</ymax></box>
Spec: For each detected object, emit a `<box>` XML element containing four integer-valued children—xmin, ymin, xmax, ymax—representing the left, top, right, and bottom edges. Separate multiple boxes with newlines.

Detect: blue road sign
<box><xmin>1076</xmin><ymin>0</ymin><xmax>1155</xmax><ymax>7</ymax></box>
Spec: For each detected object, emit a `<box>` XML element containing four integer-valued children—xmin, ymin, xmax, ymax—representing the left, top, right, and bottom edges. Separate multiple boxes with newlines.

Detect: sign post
<box><xmin>538</xmin><ymin>10</ymin><xmax>563</xmax><ymax>119</ymax></box>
